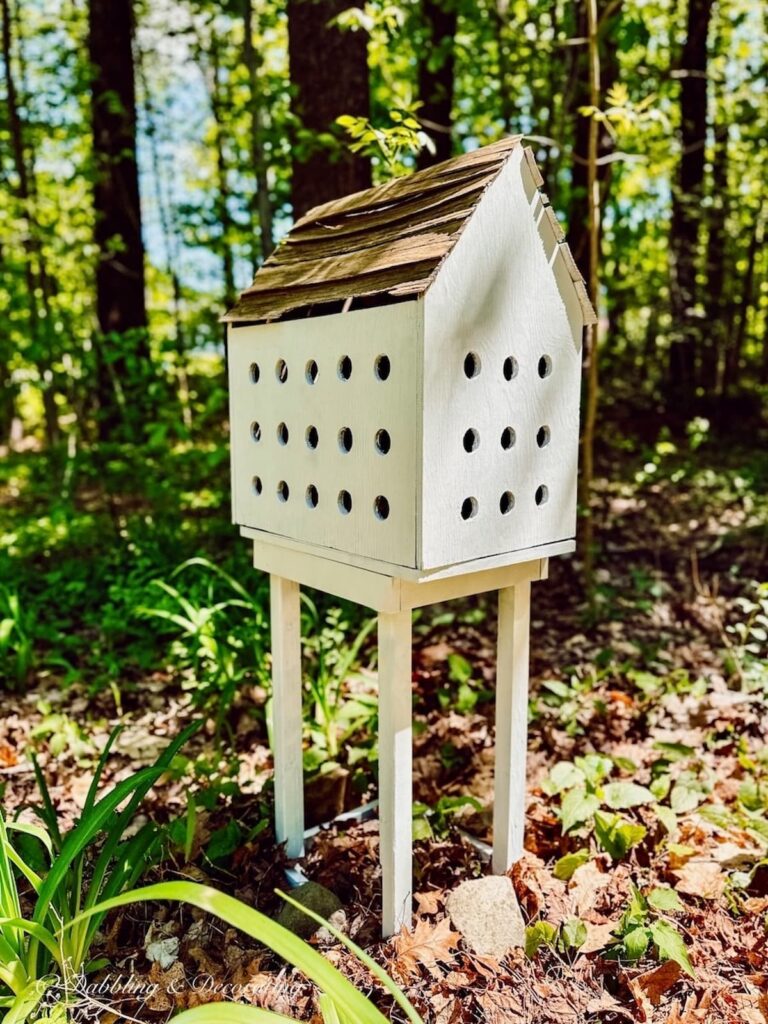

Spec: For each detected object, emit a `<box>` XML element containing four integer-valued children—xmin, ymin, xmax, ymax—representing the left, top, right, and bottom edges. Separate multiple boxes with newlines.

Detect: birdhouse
<box><xmin>224</xmin><ymin>136</ymin><xmax>596</xmax><ymax>935</ymax></box>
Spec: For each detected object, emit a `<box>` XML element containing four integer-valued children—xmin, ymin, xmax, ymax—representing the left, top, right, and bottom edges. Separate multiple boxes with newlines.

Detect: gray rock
<box><xmin>276</xmin><ymin>881</ymin><xmax>343</xmax><ymax>939</ymax></box>
<box><xmin>445</xmin><ymin>875</ymin><xmax>526</xmax><ymax>959</ymax></box>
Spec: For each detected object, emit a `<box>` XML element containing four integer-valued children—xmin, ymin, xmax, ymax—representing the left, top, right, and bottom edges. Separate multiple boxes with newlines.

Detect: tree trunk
<box><xmin>89</xmin><ymin>0</ymin><xmax>150</xmax><ymax>441</ymax></box>
<box><xmin>287</xmin><ymin>0</ymin><xmax>371</xmax><ymax>219</ymax></box>
<box><xmin>703</xmin><ymin>115</ymin><xmax>728</xmax><ymax>392</ymax></box>
<box><xmin>578</xmin><ymin>0</ymin><xmax>601</xmax><ymax>606</ymax></box>
<box><xmin>727</xmin><ymin>205</ymin><xmax>763</xmax><ymax>391</ymax></box>
<box><xmin>667</xmin><ymin>0</ymin><xmax>714</xmax><ymax>415</ymax></box>
<box><xmin>566</xmin><ymin>0</ymin><xmax>620</xmax><ymax>302</ymax></box>
<box><xmin>416</xmin><ymin>0</ymin><xmax>456</xmax><ymax>169</ymax></box>
<box><xmin>1</xmin><ymin>0</ymin><xmax>58</xmax><ymax>445</ymax></box>
<box><xmin>242</xmin><ymin>0</ymin><xmax>274</xmax><ymax>264</ymax></box>
<box><xmin>208</xmin><ymin>31</ymin><xmax>237</xmax><ymax>310</ymax></box>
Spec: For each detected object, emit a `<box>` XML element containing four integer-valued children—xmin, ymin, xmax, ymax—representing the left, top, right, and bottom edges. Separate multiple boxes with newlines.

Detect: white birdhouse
<box><xmin>224</xmin><ymin>136</ymin><xmax>596</xmax><ymax>935</ymax></box>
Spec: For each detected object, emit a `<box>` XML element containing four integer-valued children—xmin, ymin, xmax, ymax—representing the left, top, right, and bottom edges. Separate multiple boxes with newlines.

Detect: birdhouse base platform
<box><xmin>250</xmin><ymin>536</ymin><xmax>556</xmax><ymax>936</ymax></box>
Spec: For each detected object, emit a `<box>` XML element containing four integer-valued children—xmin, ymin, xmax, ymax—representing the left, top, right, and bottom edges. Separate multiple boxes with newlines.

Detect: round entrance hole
<box><xmin>538</xmin><ymin>355</ymin><xmax>553</xmax><ymax>378</ymax></box>
<box><xmin>537</xmin><ymin>425</ymin><xmax>551</xmax><ymax>448</ymax></box>
<box><xmin>305</xmin><ymin>359</ymin><xmax>318</xmax><ymax>384</ymax></box>
<box><xmin>249</xmin><ymin>362</ymin><xmax>260</xmax><ymax>383</ymax></box>
<box><xmin>277</xmin><ymin>422</ymin><xmax>289</xmax><ymax>445</ymax></box>
<box><xmin>463</xmin><ymin>352</ymin><xmax>481</xmax><ymax>379</ymax></box>
<box><xmin>277</xmin><ymin>480</ymin><xmax>289</xmax><ymax>502</ymax></box>
<box><xmin>461</xmin><ymin>496</ymin><xmax>478</xmax><ymax>520</ymax></box>
<box><xmin>306</xmin><ymin>484</ymin><xmax>319</xmax><ymax>508</ymax></box>
<box><xmin>375</xmin><ymin>429</ymin><xmax>391</xmax><ymax>455</ymax></box>
<box><xmin>250</xmin><ymin>421</ymin><xmax>262</xmax><ymax>442</ymax></box>
<box><xmin>338</xmin><ymin>355</ymin><xmax>352</xmax><ymax>381</ymax></box>
<box><xmin>500</xmin><ymin>491</ymin><xmax>515</xmax><ymax>515</ymax></box>
<box><xmin>535</xmin><ymin>484</ymin><xmax>549</xmax><ymax>506</ymax></box>
<box><xmin>374</xmin><ymin>354</ymin><xmax>391</xmax><ymax>381</ymax></box>
<box><xmin>252</xmin><ymin>475</ymin><xmax>262</xmax><ymax>495</ymax></box>
<box><xmin>338</xmin><ymin>427</ymin><xmax>353</xmax><ymax>453</ymax></box>
<box><xmin>500</xmin><ymin>426</ymin><xmax>516</xmax><ymax>450</ymax></box>
<box><xmin>374</xmin><ymin>495</ymin><xmax>390</xmax><ymax>520</ymax></box>
<box><xmin>338</xmin><ymin>489</ymin><xmax>352</xmax><ymax>515</ymax></box>
<box><xmin>503</xmin><ymin>356</ymin><xmax>518</xmax><ymax>381</ymax></box>
<box><xmin>276</xmin><ymin>358</ymin><xmax>288</xmax><ymax>383</ymax></box>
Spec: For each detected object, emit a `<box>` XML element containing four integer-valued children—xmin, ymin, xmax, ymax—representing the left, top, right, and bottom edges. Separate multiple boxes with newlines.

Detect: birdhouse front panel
<box><xmin>227</xmin><ymin>301</ymin><xmax>422</xmax><ymax>567</ymax></box>
<box><xmin>419</xmin><ymin>147</ymin><xmax>582</xmax><ymax>570</ymax></box>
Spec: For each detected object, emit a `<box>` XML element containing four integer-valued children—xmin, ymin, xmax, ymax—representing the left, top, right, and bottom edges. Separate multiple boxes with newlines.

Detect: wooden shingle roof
<box><xmin>223</xmin><ymin>136</ymin><xmax>596</xmax><ymax>327</ymax></box>
<box><xmin>223</xmin><ymin>136</ymin><xmax>525</xmax><ymax>323</ymax></box>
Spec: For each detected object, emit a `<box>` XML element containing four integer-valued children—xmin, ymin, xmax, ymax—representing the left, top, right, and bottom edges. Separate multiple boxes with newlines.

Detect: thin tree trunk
<box><xmin>287</xmin><ymin>0</ymin><xmax>371</xmax><ymax>219</ymax></box>
<box><xmin>703</xmin><ymin>115</ymin><xmax>728</xmax><ymax>392</ymax></box>
<box><xmin>242</xmin><ymin>0</ymin><xmax>274</xmax><ymax>264</ymax></box>
<box><xmin>578</xmin><ymin>0</ymin><xmax>601</xmax><ymax>604</ymax></box>
<box><xmin>89</xmin><ymin>0</ymin><xmax>150</xmax><ymax>441</ymax></box>
<box><xmin>566</xmin><ymin>0</ymin><xmax>619</xmax><ymax>299</ymax></box>
<box><xmin>416</xmin><ymin>0</ymin><xmax>456</xmax><ymax>168</ymax></box>
<box><xmin>727</xmin><ymin>206</ymin><xmax>764</xmax><ymax>390</ymax></box>
<box><xmin>208</xmin><ymin>32</ymin><xmax>236</xmax><ymax>310</ymax></box>
<box><xmin>667</xmin><ymin>0</ymin><xmax>714</xmax><ymax>415</ymax></box>
<box><xmin>1</xmin><ymin>0</ymin><xmax>58</xmax><ymax>445</ymax></box>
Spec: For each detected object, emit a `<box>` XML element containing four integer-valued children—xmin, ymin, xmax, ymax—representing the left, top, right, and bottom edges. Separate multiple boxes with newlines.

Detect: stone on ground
<box><xmin>445</xmin><ymin>875</ymin><xmax>526</xmax><ymax>959</ymax></box>
<box><xmin>276</xmin><ymin>881</ymin><xmax>343</xmax><ymax>938</ymax></box>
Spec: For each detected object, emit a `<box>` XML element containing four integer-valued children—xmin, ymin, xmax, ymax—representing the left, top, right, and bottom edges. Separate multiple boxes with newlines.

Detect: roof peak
<box><xmin>223</xmin><ymin>136</ymin><xmax>524</xmax><ymax>325</ymax></box>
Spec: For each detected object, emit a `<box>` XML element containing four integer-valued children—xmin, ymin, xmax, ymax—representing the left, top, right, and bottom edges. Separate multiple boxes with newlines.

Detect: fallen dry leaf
<box><xmin>393</xmin><ymin>916</ymin><xmax>461</xmax><ymax>978</ymax></box>
<box><xmin>630</xmin><ymin>959</ymin><xmax>683</xmax><ymax>1009</ymax></box>
<box><xmin>673</xmin><ymin>859</ymin><xmax>726</xmax><ymax>900</ymax></box>
<box><xmin>414</xmin><ymin>889</ymin><xmax>444</xmax><ymax>916</ymax></box>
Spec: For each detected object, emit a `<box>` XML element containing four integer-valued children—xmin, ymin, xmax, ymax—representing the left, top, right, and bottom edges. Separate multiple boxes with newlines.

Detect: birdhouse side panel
<box><xmin>420</xmin><ymin>148</ymin><xmax>581</xmax><ymax>570</ymax></box>
<box><xmin>228</xmin><ymin>302</ymin><xmax>422</xmax><ymax>568</ymax></box>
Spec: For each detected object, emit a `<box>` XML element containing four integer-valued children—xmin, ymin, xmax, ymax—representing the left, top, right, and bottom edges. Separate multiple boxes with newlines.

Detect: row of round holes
<box><xmin>251</xmin><ymin>477</ymin><xmax>390</xmax><ymax>520</ymax></box>
<box><xmin>462</xmin><ymin>425</ymin><xmax>550</xmax><ymax>453</ymax></box>
<box><xmin>250</xmin><ymin>354</ymin><xmax>391</xmax><ymax>385</ymax></box>
<box><xmin>464</xmin><ymin>353</ymin><xmax>553</xmax><ymax>380</ymax></box>
<box><xmin>250</xmin><ymin>422</ymin><xmax>391</xmax><ymax>455</ymax></box>
<box><xmin>461</xmin><ymin>486</ymin><xmax>549</xmax><ymax>521</ymax></box>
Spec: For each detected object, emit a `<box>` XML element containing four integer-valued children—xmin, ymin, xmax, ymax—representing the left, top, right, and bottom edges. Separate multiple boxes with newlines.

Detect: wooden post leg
<box><xmin>378</xmin><ymin>609</ymin><xmax>413</xmax><ymax>937</ymax></box>
<box><xmin>270</xmin><ymin>575</ymin><xmax>305</xmax><ymax>859</ymax></box>
<box><xmin>492</xmin><ymin>581</ymin><xmax>531</xmax><ymax>874</ymax></box>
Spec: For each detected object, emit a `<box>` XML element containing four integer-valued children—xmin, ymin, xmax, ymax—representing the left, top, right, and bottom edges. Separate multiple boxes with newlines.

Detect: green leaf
<box><xmin>560</xmin><ymin>918</ymin><xmax>587</xmax><ymax>950</ymax></box>
<box><xmin>648</xmin><ymin>887</ymin><xmax>684</xmax><ymax>912</ymax></box>
<box><xmin>560</xmin><ymin>788</ymin><xmax>600</xmax><ymax>833</ymax></box>
<box><xmin>544</xmin><ymin>761</ymin><xmax>585</xmax><ymax>795</ymax></box>
<box><xmin>574</xmin><ymin>754</ymin><xmax>613</xmax><ymax>787</ymax></box>
<box><xmin>623</xmin><ymin>925</ymin><xmax>650</xmax><ymax>961</ymax></box>
<box><xmin>602</xmin><ymin>782</ymin><xmax>655</xmax><ymax>809</ymax></box>
<box><xmin>652</xmin><ymin>741</ymin><xmax>695</xmax><ymax>762</ymax></box>
<box><xmin>525</xmin><ymin>920</ymin><xmax>557</xmax><ymax>958</ymax></box>
<box><xmin>66</xmin><ymin>882</ymin><xmax>402</xmax><ymax>1024</ymax></box>
<box><xmin>553</xmin><ymin>848</ymin><xmax>590</xmax><ymax>880</ymax></box>
<box><xmin>594</xmin><ymin>811</ymin><xmax>646</xmax><ymax>860</ymax></box>
<box><xmin>655</xmin><ymin>805</ymin><xmax>678</xmax><ymax>835</ymax></box>
<box><xmin>649</xmin><ymin>919</ymin><xmax>695</xmax><ymax>977</ymax></box>
<box><xmin>173</xmin><ymin>1006</ymin><xmax>302</xmax><ymax>1023</ymax></box>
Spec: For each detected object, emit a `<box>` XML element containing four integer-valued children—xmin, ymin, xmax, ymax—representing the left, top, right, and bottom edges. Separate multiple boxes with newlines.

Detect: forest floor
<box><xmin>1</xmin><ymin>430</ymin><xmax>767</xmax><ymax>1024</ymax></box>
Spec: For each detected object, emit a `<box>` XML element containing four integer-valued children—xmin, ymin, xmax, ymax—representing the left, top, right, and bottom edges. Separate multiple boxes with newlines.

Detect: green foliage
<box><xmin>524</xmin><ymin>916</ymin><xmax>587</xmax><ymax>960</ymax></box>
<box><xmin>412</xmin><ymin>794</ymin><xmax>482</xmax><ymax>842</ymax></box>
<box><xmin>138</xmin><ymin>556</ymin><xmax>271</xmax><ymax>723</ymax></box>
<box><xmin>603</xmin><ymin>885</ymin><xmax>694</xmax><ymax>977</ymax></box>
<box><xmin>544</xmin><ymin>754</ymin><xmax>653</xmax><ymax>859</ymax></box>
<box><xmin>302</xmin><ymin>603</ymin><xmax>377</xmax><ymax>767</ymax></box>
<box><xmin>0</xmin><ymin>722</ymin><xmax>198</xmax><ymax>1020</ymax></box>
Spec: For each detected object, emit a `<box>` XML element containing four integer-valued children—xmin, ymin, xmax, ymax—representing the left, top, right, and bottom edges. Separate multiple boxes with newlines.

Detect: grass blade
<box><xmin>65</xmin><ymin>881</ymin><xmax>392</xmax><ymax>1024</ymax></box>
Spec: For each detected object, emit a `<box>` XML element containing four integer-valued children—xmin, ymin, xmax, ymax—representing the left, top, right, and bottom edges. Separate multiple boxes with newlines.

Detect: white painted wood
<box><xmin>378</xmin><ymin>609</ymin><xmax>413</xmax><ymax>936</ymax></box>
<box><xmin>253</xmin><ymin>537</ymin><xmax>547</xmax><ymax>613</ymax></box>
<box><xmin>228</xmin><ymin>300</ymin><xmax>422</xmax><ymax>568</ymax></box>
<box><xmin>270</xmin><ymin>575</ymin><xmax>305</xmax><ymax>858</ymax></box>
<box><xmin>255</xmin><ymin>538</ymin><xmax>402</xmax><ymax>612</ymax></box>
<box><xmin>399</xmin><ymin>559</ymin><xmax>545</xmax><ymax>610</ymax></box>
<box><xmin>421</xmin><ymin>146</ymin><xmax>581</xmax><ymax>570</ymax></box>
<box><xmin>492</xmin><ymin>582</ymin><xmax>531</xmax><ymax>873</ymax></box>
<box><xmin>242</xmin><ymin>523</ymin><xmax>573</xmax><ymax>582</ymax></box>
